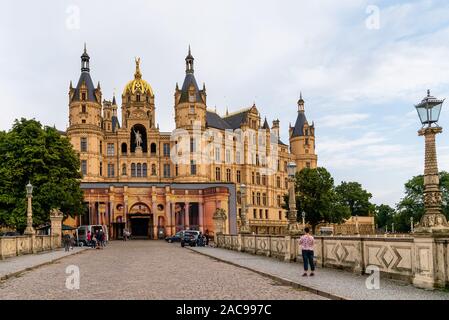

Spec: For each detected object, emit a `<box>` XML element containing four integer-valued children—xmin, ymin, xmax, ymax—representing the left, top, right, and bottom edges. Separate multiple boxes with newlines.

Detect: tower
<box><xmin>174</xmin><ymin>46</ymin><xmax>207</xmax><ymax>130</ymax></box>
<box><xmin>67</xmin><ymin>45</ymin><xmax>104</xmax><ymax>181</ymax></box>
<box><xmin>289</xmin><ymin>93</ymin><xmax>318</xmax><ymax>170</ymax></box>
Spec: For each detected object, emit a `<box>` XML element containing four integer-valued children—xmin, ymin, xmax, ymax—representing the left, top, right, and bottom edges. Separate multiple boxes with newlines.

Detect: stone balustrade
<box><xmin>0</xmin><ymin>235</ymin><xmax>59</xmax><ymax>260</ymax></box>
<box><xmin>216</xmin><ymin>234</ymin><xmax>449</xmax><ymax>289</ymax></box>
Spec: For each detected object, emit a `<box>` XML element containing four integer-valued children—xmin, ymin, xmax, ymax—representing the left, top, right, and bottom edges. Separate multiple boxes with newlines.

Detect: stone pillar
<box><xmin>287</xmin><ymin>177</ymin><xmax>302</xmax><ymax>236</ymax></box>
<box><xmin>199</xmin><ymin>201</ymin><xmax>204</xmax><ymax>233</ymax></box>
<box><xmin>237</xmin><ymin>234</ymin><xmax>243</xmax><ymax>252</ymax></box>
<box><xmin>185</xmin><ymin>202</ymin><xmax>190</xmax><ymax>230</ymax></box>
<box><xmin>24</xmin><ymin>193</ymin><xmax>35</xmax><ymax>235</ymax></box>
<box><xmin>50</xmin><ymin>209</ymin><xmax>64</xmax><ymax>248</ymax></box>
<box><xmin>416</xmin><ymin>127</ymin><xmax>449</xmax><ymax>233</ymax></box>
<box><xmin>166</xmin><ymin>200</ymin><xmax>172</xmax><ymax>236</ymax></box>
<box><xmin>284</xmin><ymin>235</ymin><xmax>292</xmax><ymax>262</ymax></box>
<box><xmin>171</xmin><ymin>203</ymin><xmax>176</xmax><ymax>235</ymax></box>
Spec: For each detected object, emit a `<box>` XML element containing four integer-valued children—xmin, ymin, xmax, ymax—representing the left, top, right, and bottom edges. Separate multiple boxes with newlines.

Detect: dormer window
<box><xmin>189</xmin><ymin>105</ymin><xmax>195</xmax><ymax>114</ymax></box>
<box><xmin>189</xmin><ymin>92</ymin><xmax>195</xmax><ymax>103</ymax></box>
<box><xmin>137</xmin><ymin>95</ymin><xmax>140</xmax><ymax>102</ymax></box>
<box><xmin>81</xmin><ymin>105</ymin><xmax>86</xmax><ymax>113</ymax></box>
<box><xmin>82</xmin><ymin>93</ymin><xmax>86</xmax><ymax>101</ymax></box>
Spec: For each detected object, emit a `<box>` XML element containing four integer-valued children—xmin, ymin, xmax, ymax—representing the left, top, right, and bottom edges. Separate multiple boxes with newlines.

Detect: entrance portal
<box><xmin>128</xmin><ymin>202</ymin><xmax>153</xmax><ymax>239</ymax></box>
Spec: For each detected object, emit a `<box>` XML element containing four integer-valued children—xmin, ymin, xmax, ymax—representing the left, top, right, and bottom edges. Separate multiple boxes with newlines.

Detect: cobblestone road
<box><xmin>0</xmin><ymin>241</ymin><xmax>323</xmax><ymax>300</ymax></box>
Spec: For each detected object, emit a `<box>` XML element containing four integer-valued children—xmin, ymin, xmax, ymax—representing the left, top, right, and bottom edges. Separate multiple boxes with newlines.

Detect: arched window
<box><xmin>262</xmin><ymin>193</ymin><xmax>267</xmax><ymax>206</ymax></box>
<box><xmin>257</xmin><ymin>192</ymin><xmax>261</xmax><ymax>205</ymax></box>
<box><xmin>150</xmin><ymin>143</ymin><xmax>157</xmax><ymax>154</ymax></box>
<box><xmin>131</xmin><ymin>163</ymin><xmax>136</xmax><ymax>177</ymax></box>
<box><xmin>121</xmin><ymin>143</ymin><xmax>127</xmax><ymax>155</ymax></box>
<box><xmin>122</xmin><ymin>164</ymin><xmax>126</xmax><ymax>176</ymax></box>
<box><xmin>252</xmin><ymin>192</ymin><xmax>255</xmax><ymax>205</ymax></box>
<box><xmin>143</xmin><ymin>163</ymin><xmax>147</xmax><ymax>177</ymax></box>
<box><xmin>215</xmin><ymin>167</ymin><xmax>221</xmax><ymax>180</ymax></box>
<box><xmin>276</xmin><ymin>176</ymin><xmax>281</xmax><ymax>188</ymax></box>
<box><xmin>137</xmin><ymin>163</ymin><xmax>142</xmax><ymax>177</ymax></box>
<box><xmin>151</xmin><ymin>164</ymin><xmax>156</xmax><ymax>176</ymax></box>
<box><xmin>256</xmin><ymin>173</ymin><xmax>260</xmax><ymax>185</ymax></box>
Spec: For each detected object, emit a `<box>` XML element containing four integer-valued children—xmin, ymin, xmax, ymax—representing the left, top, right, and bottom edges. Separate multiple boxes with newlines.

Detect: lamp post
<box><xmin>239</xmin><ymin>184</ymin><xmax>251</xmax><ymax>234</ymax></box>
<box><xmin>410</xmin><ymin>217</ymin><xmax>414</xmax><ymax>233</ymax></box>
<box><xmin>287</xmin><ymin>162</ymin><xmax>301</xmax><ymax>235</ymax></box>
<box><xmin>415</xmin><ymin>90</ymin><xmax>449</xmax><ymax>233</ymax></box>
<box><xmin>355</xmin><ymin>215</ymin><xmax>360</xmax><ymax>235</ymax></box>
<box><xmin>23</xmin><ymin>182</ymin><xmax>35</xmax><ymax>235</ymax></box>
<box><xmin>392</xmin><ymin>222</ymin><xmax>395</xmax><ymax>234</ymax></box>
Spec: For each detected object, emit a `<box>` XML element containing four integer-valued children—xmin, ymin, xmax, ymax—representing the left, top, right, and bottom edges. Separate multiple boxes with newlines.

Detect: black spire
<box><xmin>81</xmin><ymin>43</ymin><xmax>90</xmax><ymax>72</ymax></box>
<box><xmin>185</xmin><ymin>45</ymin><xmax>194</xmax><ymax>74</ymax></box>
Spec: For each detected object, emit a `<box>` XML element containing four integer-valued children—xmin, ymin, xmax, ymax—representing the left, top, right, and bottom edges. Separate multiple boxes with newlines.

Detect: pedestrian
<box><xmin>299</xmin><ymin>227</ymin><xmax>315</xmax><ymax>276</ymax></box>
<box><xmin>87</xmin><ymin>230</ymin><xmax>92</xmax><ymax>247</ymax></box>
<box><xmin>204</xmin><ymin>229</ymin><xmax>209</xmax><ymax>246</ymax></box>
<box><xmin>99</xmin><ymin>230</ymin><xmax>104</xmax><ymax>248</ymax></box>
<box><xmin>69</xmin><ymin>233</ymin><xmax>74</xmax><ymax>250</ymax></box>
<box><xmin>63</xmin><ymin>233</ymin><xmax>71</xmax><ymax>252</ymax></box>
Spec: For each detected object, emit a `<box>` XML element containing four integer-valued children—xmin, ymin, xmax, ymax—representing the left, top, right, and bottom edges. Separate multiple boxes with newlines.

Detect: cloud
<box><xmin>318</xmin><ymin>113</ymin><xmax>370</xmax><ymax>128</ymax></box>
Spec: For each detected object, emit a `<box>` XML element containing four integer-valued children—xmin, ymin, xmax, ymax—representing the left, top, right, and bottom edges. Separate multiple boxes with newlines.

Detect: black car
<box><xmin>165</xmin><ymin>231</ymin><xmax>184</xmax><ymax>243</ymax></box>
<box><xmin>181</xmin><ymin>231</ymin><xmax>200</xmax><ymax>247</ymax></box>
<box><xmin>0</xmin><ymin>231</ymin><xmax>20</xmax><ymax>237</ymax></box>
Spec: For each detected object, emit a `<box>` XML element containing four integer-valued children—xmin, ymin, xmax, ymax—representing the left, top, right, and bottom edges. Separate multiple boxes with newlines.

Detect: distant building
<box><xmin>66</xmin><ymin>46</ymin><xmax>317</xmax><ymax>239</ymax></box>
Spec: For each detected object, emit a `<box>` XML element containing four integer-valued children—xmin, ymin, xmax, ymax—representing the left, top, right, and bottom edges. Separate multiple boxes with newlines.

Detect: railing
<box><xmin>215</xmin><ymin>233</ymin><xmax>449</xmax><ymax>288</ymax></box>
<box><xmin>0</xmin><ymin>234</ymin><xmax>60</xmax><ymax>260</ymax></box>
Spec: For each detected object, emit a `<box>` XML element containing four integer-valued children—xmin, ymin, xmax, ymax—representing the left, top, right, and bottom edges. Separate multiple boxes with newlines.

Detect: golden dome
<box><xmin>123</xmin><ymin>57</ymin><xmax>154</xmax><ymax>96</ymax></box>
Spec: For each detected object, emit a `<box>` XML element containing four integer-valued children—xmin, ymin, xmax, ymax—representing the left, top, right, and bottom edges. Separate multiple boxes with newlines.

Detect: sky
<box><xmin>1</xmin><ymin>0</ymin><xmax>449</xmax><ymax>207</ymax></box>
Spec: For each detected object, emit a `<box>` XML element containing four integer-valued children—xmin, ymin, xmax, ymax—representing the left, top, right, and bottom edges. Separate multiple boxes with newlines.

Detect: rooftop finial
<box><xmin>427</xmin><ymin>89</ymin><xmax>431</xmax><ymax>97</ymax></box>
<box><xmin>186</xmin><ymin>45</ymin><xmax>194</xmax><ymax>74</ymax></box>
<box><xmin>135</xmin><ymin>57</ymin><xmax>142</xmax><ymax>79</ymax></box>
<box><xmin>84</xmin><ymin>42</ymin><xmax>87</xmax><ymax>54</ymax></box>
<box><xmin>81</xmin><ymin>43</ymin><xmax>90</xmax><ymax>72</ymax></box>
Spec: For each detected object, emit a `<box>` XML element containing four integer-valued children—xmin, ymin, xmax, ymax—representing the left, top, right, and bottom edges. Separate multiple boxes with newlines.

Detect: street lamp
<box><xmin>410</xmin><ymin>217</ymin><xmax>414</xmax><ymax>233</ymax></box>
<box><xmin>239</xmin><ymin>183</ymin><xmax>250</xmax><ymax>234</ymax></box>
<box><xmin>287</xmin><ymin>162</ymin><xmax>301</xmax><ymax>235</ymax></box>
<box><xmin>414</xmin><ymin>90</ymin><xmax>449</xmax><ymax>233</ymax></box>
<box><xmin>23</xmin><ymin>182</ymin><xmax>35</xmax><ymax>235</ymax></box>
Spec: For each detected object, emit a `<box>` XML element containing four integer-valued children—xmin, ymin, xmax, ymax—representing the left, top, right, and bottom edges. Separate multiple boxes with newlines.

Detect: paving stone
<box><xmin>189</xmin><ymin>247</ymin><xmax>449</xmax><ymax>300</ymax></box>
<box><xmin>0</xmin><ymin>241</ymin><xmax>323</xmax><ymax>300</ymax></box>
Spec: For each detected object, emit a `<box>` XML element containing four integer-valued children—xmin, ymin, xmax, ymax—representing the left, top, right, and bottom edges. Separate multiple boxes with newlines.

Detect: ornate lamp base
<box><xmin>239</xmin><ymin>224</ymin><xmax>251</xmax><ymax>234</ymax></box>
<box><xmin>23</xmin><ymin>226</ymin><xmax>36</xmax><ymax>235</ymax></box>
<box><xmin>415</xmin><ymin>213</ymin><xmax>449</xmax><ymax>234</ymax></box>
<box><xmin>288</xmin><ymin>222</ymin><xmax>304</xmax><ymax>236</ymax></box>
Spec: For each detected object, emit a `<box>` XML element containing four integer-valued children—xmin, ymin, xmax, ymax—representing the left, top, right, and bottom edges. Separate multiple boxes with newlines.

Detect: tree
<box><xmin>286</xmin><ymin>167</ymin><xmax>350</xmax><ymax>233</ymax></box>
<box><xmin>374</xmin><ymin>204</ymin><xmax>395</xmax><ymax>231</ymax></box>
<box><xmin>334</xmin><ymin>181</ymin><xmax>374</xmax><ymax>216</ymax></box>
<box><xmin>0</xmin><ymin>118</ymin><xmax>85</xmax><ymax>231</ymax></box>
<box><xmin>395</xmin><ymin>171</ymin><xmax>449</xmax><ymax>232</ymax></box>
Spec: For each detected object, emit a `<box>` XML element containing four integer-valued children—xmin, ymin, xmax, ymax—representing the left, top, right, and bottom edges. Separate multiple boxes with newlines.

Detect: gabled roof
<box><xmin>223</xmin><ymin>110</ymin><xmax>249</xmax><ymax>129</ymax></box>
<box><xmin>179</xmin><ymin>73</ymin><xmax>204</xmax><ymax>103</ymax></box>
<box><xmin>291</xmin><ymin>111</ymin><xmax>307</xmax><ymax>137</ymax></box>
<box><xmin>72</xmin><ymin>72</ymin><xmax>97</xmax><ymax>103</ymax></box>
<box><xmin>206</xmin><ymin>111</ymin><xmax>233</xmax><ymax>130</ymax></box>
<box><xmin>112</xmin><ymin>116</ymin><xmax>120</xmax><ymax>132</ymax></box>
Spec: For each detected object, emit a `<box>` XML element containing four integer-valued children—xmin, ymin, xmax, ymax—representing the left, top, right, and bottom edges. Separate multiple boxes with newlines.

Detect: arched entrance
<box><xmin>128</xmin><ymin>202</ymin><xmax>153</xmax><ymax>239</ymax></box>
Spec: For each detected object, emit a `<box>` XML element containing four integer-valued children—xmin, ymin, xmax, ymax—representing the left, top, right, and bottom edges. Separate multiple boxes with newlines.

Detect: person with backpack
<box><xmin>298</xmin><ymin>227</ymin><xmax>315</xmax><ymax>277</ymax></box>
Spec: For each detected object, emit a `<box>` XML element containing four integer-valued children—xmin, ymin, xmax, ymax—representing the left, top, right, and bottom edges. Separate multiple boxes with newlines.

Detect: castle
<box><xmin>66</xmin><ymin>46</ymin><xmax>317</xmax><ymax>239</ymax></box>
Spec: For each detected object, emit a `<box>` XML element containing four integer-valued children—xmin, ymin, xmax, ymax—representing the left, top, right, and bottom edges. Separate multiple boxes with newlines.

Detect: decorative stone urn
<box><xmin>213</xmin><ymin>208</ymin><xmax>227</xmax><ymax>236</ymax></box>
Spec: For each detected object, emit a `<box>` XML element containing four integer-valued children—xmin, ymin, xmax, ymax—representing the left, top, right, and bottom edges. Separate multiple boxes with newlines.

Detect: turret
<box><xmin>289</xmin><ymin>93</ymin><xmax>317</xmax><ymax>170</ymax></box>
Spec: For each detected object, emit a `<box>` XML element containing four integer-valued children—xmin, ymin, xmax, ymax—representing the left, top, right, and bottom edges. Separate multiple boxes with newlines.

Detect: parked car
<box><xmin>76</xmin><ymin>225</ymin><xmax>109</xmax><ymax>246</ymax></box>
<box><xmin>181</xmin><ymin>230</ymin><xmax>201</xmax><ymax>247</ymax></box>
<box><xmin>0</xmin><ymin>231</ymin><xmax>20</xmax><ymax>237</ymax></box>
<box><xmin>165</xmin><ymin>231</ymin><xmax>184</xmax><ymax>243</ymax></box>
